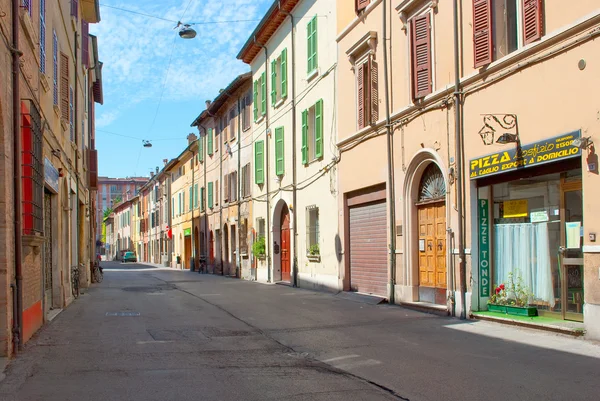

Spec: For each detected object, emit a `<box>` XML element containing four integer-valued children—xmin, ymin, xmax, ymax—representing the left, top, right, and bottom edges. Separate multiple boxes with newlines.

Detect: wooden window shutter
<box><xmin>207</xmin><ymin>128</ymin><xmax>213</xmax><ymax>155</ymax></box>
<box><xmin>307</xmin><ymin>19</ymin><xmax>313</xmax><ymax>73</ymax></box>
<box><xmin>224</xmin><ymin>173</ymin><xmax>229</xmax><ymax>202</ymax></box>
<box><xmin>189</xmin><ymin>187</ymin><xmax>193</xmax><ymax>211</ymax></box>
<box><xmin>473</xmin><ymin>0</ymin><xmax>493</xmax><ymax>68</ymax></box>
<box><xmin>199</xmin><ymin>135</ymin><xmax>204</xmax><ymax>162</ymax></box>
<box><xmin>60</xmin><ymin>53</ymin><xmax>69</xmax><ymax>121</ymax></box>
<box><xmin>255</xmin><ymin>140</ymin><xmax>264</xmax><ymax>184</ymax></box>
<box><xmin>215</xmin><ymin>179</ymin><xmax>219</xmax><ymax>205</ymax></box>
<box><xmin>281</xmin><ymin>48</ymin><xmax>287</xmax><ymax>98</ymax></box>
<box><xmin>369</xmin><ymin>57</ymin><xmax>379</xmax><ymax>123</ymax></box>
<box><xmin>301</xmin><ymin>110</ymin><xmax>308</xmax><ymax>164</ymax></box>
<box><xmin>271</xmin><ymin>59</ymin><xmax>277</xmax><ymax>106</ymax></box>
<box><xmin>275</xmin><ymin>127</ymin><xmax>284</xmax><ymax>176</ymax></box>
<box><xmin>411</xmin><ymin>14</ymin><xmax>432</xmax><ymax>99</ymax></box>
<box><xmin>356</xmin><ymin>0</ymin><xmax>370</xmax><ymax>13</ymax></box>
<box><xmin>314</xmin><ymin>100</ymin><xmax>323</xmax><ymax>159</ymax></box>
<box><xmin>260</xmin><ymin>72</ymin><xmax>266</xmax><ymax>115</ymax></box>
<box><xmin>208</xmin><ymin>182</ymin><xmax>213</xmax><ymax>208</ymax></box>
<box><xmin>253</xmin><ymin>80</ymin><xmax>258</xmax><ymax>121</ymax></box>
<box><xmin>522</xmin><ymin>0</ymin><xmax>543</xmax><ymax>45</ymax></box>
<box><xmin>357</xmin><ymin>63</ymin><xmax>365</xmax><ymax>129</ymax></box>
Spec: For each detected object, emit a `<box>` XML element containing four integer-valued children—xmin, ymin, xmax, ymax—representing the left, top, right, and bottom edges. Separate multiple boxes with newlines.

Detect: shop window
<box><xmin>21</xmin><ymin>101</ymin><xmax>43</xmax><ymax>235</ymax></box>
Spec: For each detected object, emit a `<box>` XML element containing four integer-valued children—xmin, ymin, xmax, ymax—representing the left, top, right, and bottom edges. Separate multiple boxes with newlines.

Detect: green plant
<box><xmin>308</xmin><ymin>243</ymin><xmax>320</xmax><ymax>256</ymax></box>
<box><xmin>488</xmin><ymin>270</ymin><xmax>534</xmax><ymax>307</ymax></box>
<box><xmin>252</xmin><ymin>236</ymin><xmax>266</xmax><ymax>258</ymax></box>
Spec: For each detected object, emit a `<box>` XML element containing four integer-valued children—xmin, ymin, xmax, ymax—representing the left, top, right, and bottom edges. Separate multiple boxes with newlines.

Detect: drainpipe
<box><xmin>255</xmin><ymin>38</ymin><xmax>271</xmax><ymax>283</ymax></box>
<box><xmin>383</xmin><ymin>0</ymin><xmax>396</xmax><ymax>304</ymax></box>
<box><xmin>74</xmin><ymin>30</ymin><xmax>81</xmax><ymax>286</ymax></box>
<box><xmin>280</xmin><ymin>3</ymin><xmax>298</xmax><ymax>287</ymax></box>
<box><xmin>219</xmin><ymin>125</ymin><xmax>223</xmax><ymax>276</ymax></box>
<box><xmin>12</xmin><ymin>0</ymin><xmax>23</xmax><ymax>351</ymax></box>
<box><xmin>453</xmin><ymin>0</ymin><xmax>467</xmax><ymax>319</ymax></box>
<box><xmin>237</xmin><ymin>98</ymin><xmax>242</xmax><ymax>278</ymax></box>
<box><xmin>191</xmin><ymin>144</ymin><xmax>195</xmax><ymax>271</ymax></box>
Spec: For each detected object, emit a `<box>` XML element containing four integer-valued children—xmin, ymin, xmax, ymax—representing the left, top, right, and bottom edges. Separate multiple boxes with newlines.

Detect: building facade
<box><xmin>335</xmin><ymin>0</ymin><xmax>600</xmax><ymax>337</ymax></box>
<box><xmin>0</xmin><ymin>0</ymin><xmax>103</xmax><ymax>356</ymax></box>
<box><xmin>238</xmin><ymin>0</ymin><xmax>340</xmax><ymax>290</ymax></box>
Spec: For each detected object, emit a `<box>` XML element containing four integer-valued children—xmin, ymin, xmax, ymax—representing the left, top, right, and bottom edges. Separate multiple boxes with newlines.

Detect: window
<box><xmin>60</xmin><ymin>53</ymin><xmax>69</xmax><ymax>121</ymax></box>
<box><xmin>274</xmin><ymin>127</ymin><xmax>284</xmax><ymax>176</ymax></box>
<box><xmin>473</xmin><ymin>0</ymin><xmax>543</xmax><ymax>68</ymax></box>
<box><xmin>306</xmin><ymin>206</ymin><xmax>319</xmax><ymax>256</ymax></box>
<box><xmin>110</xmin><ymin>185</ymin><xmax>117</xmax><ymax>192</ymax></box>
<box><xmin>253</xmin><ymin>72</ymin><xmax>266</xmax><ymax>121</ymax></box>
<box><xmin>242</xmin><ymin>91</ymin><xmax>252</xmax><ymax>130</ymax></box>
<box><xmin>221</xmin><ymin>115</ymin><xmax>228</xmax><ymax>143</ymax></box>
<box><xmin>215</xmin><ymin>179</ymin><xmax>219</xmax><ymax>206</ymax></box>
<box><xmin>69</xmin><ymin>87</ymin><xmax>74</xmax><ymax>141</ymax></box>
<box><xmin>178</xmin><ymin>192</ymin><xmax>182</xmax><ymax>216</ymax></box>
<box><xmin>194</xmin><ymin>183</ymin><xmax>199</xmax><ymax>208</ymax></box>
<box><xmin>307</xmin><ymin>16</ymin><xmax>318</xmax><ymax>74</ymax></box>
<box><xmin>270</xmin><ymin>48</ymin><xmax>288</xmax><ymax>106</ymax></box>
<box><xmin>257</xmin><ymin>217</ymin><xmax>265</xmax><ymax>239</ymax></box>
<box><xmin>208</xmin><ymin>182</ymin><xmax>214</xmax><ymax>209</ymax></box>
<box><xmin>224</xmin><ymin>173</ymin><xmax>230</xmax><ymax>203</ymax></box>
<box><xmin>53</xmin><ymin>31</ymin><xmax>58</xmax><ymax>106</ymax></box>
<box><xmin>23</xmin><ymin>0</ymin><xmax>32</xmax><ymax>16</ymax></box>
<box><xmin>410</xmin><ymin>13</ymin><xmax>432</xmax><ymax>99</ymax></box>
<box><xmin>356</xmin><ymin>0</ymin><xmax>370</xmax><ymax>14</ymax></box>
<box><xmin>230</xmin><ymin>171</ymin><xmax>238</xmax><ymax>202</ymax></box>
<box><xmin>189</xmin><ymin>186</ymin><xmax>193</xmax><ymax>211</ymax></box>
<box><xmin>241</xmin><ymin>163</ymin><xmax>251</xmax><ymax>198</ymax></box>
<box><xmin>82</xmin><ymin>20</ymin><xmax>89</xmax><ymax>68</ymax></box>
<box><xmin>255</xmin><ymin>140</ymin><xmax>264</xmax><ymax>184</ymax></box>
<box><xmin>229</xmin><ymin>107</ymin><xmax>236</xmax><ymax>141</ymax></box>
<box><xmin>301</xmin><ymin>100</ymin><xmax>323</xmax><ymax>164</ymax></box>
<box><xmin>21</xmin><ymin>101</ymin><xmax>43</xmax><ymax>235</ymax></box>
<box><xmin>356</xmin><ymin>57</ymin><xmax>378</xmax><ymax>128</ymax></box>
<box><xmin>40</xmin><ymin>0</ymin><xmax>46</xmax><ymax>73</ymax></box>
<box><xmin>205</xmin><ymin>128</ymin><xmax>212</xmax><ymax>155</ymax></box>
<box><xmin>240</xmin><ymin>218</ymin><xmax>248</xmax><ymax>255</ymax></box>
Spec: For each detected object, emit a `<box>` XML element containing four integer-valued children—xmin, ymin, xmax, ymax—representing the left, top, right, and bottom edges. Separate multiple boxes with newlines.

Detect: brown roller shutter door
<box><xmin>349</xmin><ymin>201</ymin><xmax>387</xmax><ymax>297</ymax></box>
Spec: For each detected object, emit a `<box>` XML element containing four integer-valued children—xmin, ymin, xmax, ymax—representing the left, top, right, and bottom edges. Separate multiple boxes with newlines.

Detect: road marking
<box><xmin>322</xmin><ymin>354</ymin><xmax>360</xmax><ymax>363</ymax></box>
<box><xmin>137</xmin><ymin>341</ymin><xmax>174</xmax><ymax>344</ymax></box>
<box><xmin>105</xmin><ymin>312</ymin><xmax>140</xmax><ymax>317</ymax></box>
<box><xmin>197</xmin><ymin>294</ymin><xmax>221</xmax><ymax>296</ymax></box>
<box><xmin>147</xmin><ymin>293</ymin><xmax>165</xmax><ymax>296</ymax></box>
<box><xmin>335</xmin><ymin>359</ymin><xmax>382</xmax><ymax>370</ymax></box>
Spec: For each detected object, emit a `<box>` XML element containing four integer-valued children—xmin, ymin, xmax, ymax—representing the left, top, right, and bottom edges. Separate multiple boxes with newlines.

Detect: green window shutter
<box><xmin>315</xmin><ymin>99</ymin><xmax>323</xmax><ymax>159</ymax></box>
<box><xmin>194</xmin><ymin>184</ymin><xmax>198</xmax><ymax>208</ymax></box>
<box><xmin>260</xmin><ymin>72</ymin><xmax>266</xmax><ymax>115</ymax></box>
<box><xmin>199</xmin><ymin>136</ymin><xmax>203</xmax><ymax>162</ymax></box>
<box><xmin>255</xmin><ymin>140</ymin><xmax>264</xmax><ymax>184</ymax></box>
<box><xmin>312</xmin><ymin>16</ymin><xmax>318</xmax><ymax>72</ymax></box>
<box><xmin>307</xmin><ymin>19</ymin><xmax>313</xmax><ymax>73</ymax></box>
<box><xmin>189</xmin><ymin>187</ymin><xmax>193</xmax><ymax>211</ymax></box>
<box><xmin>301</xmin><ymin>109</ymin><xmax>308</xmax><ymax>165</ymax></box>
<box><xmin>281</xmin><ymin>48</ymin><xmax>287</xmax><ymax>98</ymax></box>
<box><xmin>200</xmin><ymin>187</ymin><xmax>205</xmax><ymax>212</ymax></box>
<box><xmin>253</xmin><ymin>80</ymin><xmax>258</xmax><ymax>121</ymax></box>
<box><xmin>207</xmin><ymin>128</ymin><xmax>213</xmax><ymax>155</ymax></box>
<box><xmin>208</xmin><ymin>182</ymin><xmax>213</xmax><ymax>209</ymax></box>
<box><xmin>271</xmin><ymin>59</ymin><xmax>277</xmax><ymax>106</ymax></box>
<box><xmin>275</xmin><ymin>127</ymin><xmax>284</xmax><ymax>176</ymax></box>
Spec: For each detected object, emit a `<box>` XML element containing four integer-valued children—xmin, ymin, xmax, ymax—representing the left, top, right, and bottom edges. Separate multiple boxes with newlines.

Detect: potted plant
<box><xmin>488</xmin><ymin>271</ymin><xmax>537</xmax><ymax>317</ymax></box>
<box><xmin>252</xmin><ymin>236</ymin><xmax>266</xmax><ymax>260</ymax></box>
<box><xmin>307</xmin><ymin>243</ymin><xmax>320</xmax><ymax>261</ymax></box>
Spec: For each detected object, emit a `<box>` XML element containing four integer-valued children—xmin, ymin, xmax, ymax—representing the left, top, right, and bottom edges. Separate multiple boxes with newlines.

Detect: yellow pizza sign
<box><xmin>470</xmin><ymin>131</ymin><xmax>581</xmax><ymax>179</ymax></box>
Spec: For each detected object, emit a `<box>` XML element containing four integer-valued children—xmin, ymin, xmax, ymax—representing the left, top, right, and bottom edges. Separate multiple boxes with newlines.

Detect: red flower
<box><xmin>499</xmin><ymin>284</ymin><xmax>505</xmax><ymax>290</ymax></box>
<box><xmin>495</xmin><ymin>287</ymin><xmax>501</xmax><ymax>294</ymax></box>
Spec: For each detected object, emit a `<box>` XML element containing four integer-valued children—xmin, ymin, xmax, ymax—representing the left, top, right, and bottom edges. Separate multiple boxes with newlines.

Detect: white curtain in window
<box><xmin>494</xmin><ymin>223</ymin><xmax>554</xmax><ymax>307</ymax></box>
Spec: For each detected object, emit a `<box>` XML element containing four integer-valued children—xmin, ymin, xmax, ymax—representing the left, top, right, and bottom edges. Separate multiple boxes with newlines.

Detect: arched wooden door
<box><xmin>280</xmin><ymin>206</ymin><xmax>291</xmax><ymax>282</ymax></box>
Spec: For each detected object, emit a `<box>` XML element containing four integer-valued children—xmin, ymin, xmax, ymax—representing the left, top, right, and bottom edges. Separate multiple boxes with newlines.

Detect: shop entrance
<box><xmin>280</xmin><ymin>205</ymin><xmax>291</xmax><ymax>282</ymax></box>
<box><xmin>416</xmin><ymin>164</ymin><xmax>447</xmax><ymax>305</ymax></box>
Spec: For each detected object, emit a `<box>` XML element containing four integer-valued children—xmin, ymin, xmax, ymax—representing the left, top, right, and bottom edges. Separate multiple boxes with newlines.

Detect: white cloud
<box><xmin>96</xmin><ymin>110</ymin><xmax>119</xmax><ymax>127</ymax></box>
<box><xmin>89</xmin><ymin>0</ymin><xmax>270</xmax><ymax>127</ymax></box>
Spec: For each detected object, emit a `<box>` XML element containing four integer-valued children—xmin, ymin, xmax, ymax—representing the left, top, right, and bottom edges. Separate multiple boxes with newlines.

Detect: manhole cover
<box><xmin>106</xmin><ymin>312</ymin><xmax>140</xmax><ymax>317</ymax></box>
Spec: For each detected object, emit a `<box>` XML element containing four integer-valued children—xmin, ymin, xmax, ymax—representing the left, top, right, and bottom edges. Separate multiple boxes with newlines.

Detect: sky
<box><xmin>89</xmin><ymin>0</ymin><xmax>273</xmax><ymax>178</ymax></box>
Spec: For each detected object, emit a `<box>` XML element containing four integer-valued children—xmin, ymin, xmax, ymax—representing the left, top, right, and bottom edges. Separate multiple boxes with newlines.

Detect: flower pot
<box><xmin>487</xmin><ymin>304</ymin><xmax>507</xmax><ymax>313</ymax></box>
<box><xmin>506</xmin><ymin>306</ymin><xmax>537</xmax><ymax>317</ymax></box>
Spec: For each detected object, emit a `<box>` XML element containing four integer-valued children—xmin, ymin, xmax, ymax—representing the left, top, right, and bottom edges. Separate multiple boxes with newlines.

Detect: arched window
<box><xmin>418</xmin><ymin>163</ymin><xmax>446</xmax><ymax>202</ymax></box>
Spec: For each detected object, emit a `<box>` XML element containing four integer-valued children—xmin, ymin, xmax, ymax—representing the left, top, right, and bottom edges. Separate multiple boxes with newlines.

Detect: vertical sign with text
<box><xmin>479</xmin><ymin>199</ymin><xmax>490</xmax><ymax>298</ymax></box>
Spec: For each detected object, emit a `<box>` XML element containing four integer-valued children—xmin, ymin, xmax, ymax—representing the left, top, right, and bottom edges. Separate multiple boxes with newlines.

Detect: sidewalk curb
<box><xmin>471</xmin><ymin>313</ymin><xmax>585</xmax><ymax>337</ymax></box>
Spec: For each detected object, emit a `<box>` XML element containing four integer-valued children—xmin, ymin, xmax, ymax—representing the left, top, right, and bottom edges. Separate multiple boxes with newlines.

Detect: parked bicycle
<box><xmin>92</xmin><ymin>261</ymin><xmax>103</xmax><ymax>283</ymax></box>
<box><xmin>71</xmin><ymin>265</ymin><xmax>80</xmax><ymax>298</ymax></box>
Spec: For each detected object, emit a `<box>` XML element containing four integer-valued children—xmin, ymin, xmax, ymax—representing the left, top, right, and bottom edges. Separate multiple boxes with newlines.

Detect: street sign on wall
<box><xmin>479</xmin><ymin>199</ymin><xmax>490</xmax><ymax>298</ymax></box>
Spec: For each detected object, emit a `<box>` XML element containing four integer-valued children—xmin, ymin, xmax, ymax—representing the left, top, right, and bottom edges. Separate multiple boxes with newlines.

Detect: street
<box><xmin>1</xmin><ymin>262</ymin><xmax>599</xmax><ymax>401</ymax></box>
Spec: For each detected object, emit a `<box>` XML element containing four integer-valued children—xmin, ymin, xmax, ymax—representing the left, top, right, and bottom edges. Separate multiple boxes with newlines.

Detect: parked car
<box><xmin>122</xmin><ymin>251</ymin><xmax>137</xmax><ymax>263</ymax></box>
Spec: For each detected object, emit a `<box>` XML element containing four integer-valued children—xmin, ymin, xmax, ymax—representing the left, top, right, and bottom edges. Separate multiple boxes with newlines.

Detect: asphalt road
<box><xmin>1</xmin><ymin>261</ymin><xmax>599</xmax><ymax>401</ymax></box>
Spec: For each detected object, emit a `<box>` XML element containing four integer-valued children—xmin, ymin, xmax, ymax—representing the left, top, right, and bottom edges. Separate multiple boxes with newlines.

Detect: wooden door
<box><xmin>418</xmin><ymin>202</ymin><xmax>446</xmax><ymax>289</ymax></box>
<box><xmin>281</xmin><ymin>206</ymin><xmax>291</xmax><ymax>282</ymax></box>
